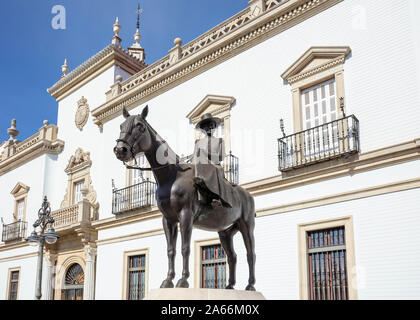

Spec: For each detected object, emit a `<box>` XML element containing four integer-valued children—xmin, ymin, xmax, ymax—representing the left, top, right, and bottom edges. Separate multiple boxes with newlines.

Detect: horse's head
<box><xmin>114</xmin><ymin>105</ymin><xmax>152</xmax><ymax>162</ymax></box>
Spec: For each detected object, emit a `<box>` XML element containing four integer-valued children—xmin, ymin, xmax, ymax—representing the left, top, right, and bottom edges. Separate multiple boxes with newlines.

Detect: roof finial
<box><xmin>61</xmin><ymin>58</ymin><xmax>69</xmax><ymax>78</ymax></box>
<box><xmin>134</xmin><ymin>3</ymin><xmax>142</xmax><ymax>45</ymax></box>
<box><xmin>112</xmin><ymin>17</ymin><xmax>122</xmax><ymax>47</ymax></box>
<box><xmin>128</xmin><ymin>3</ymin><xmax>145</xmax><ymax>62</ymax></box>
<box><xmin>137</xmin><ymin>2</ymin><xmax>141</xmax><ymax>30</ymax></box>
<box><xmin>7</xmin><ymin>119</ymin><xmax>19</xmax><ymax>142</ymax></box>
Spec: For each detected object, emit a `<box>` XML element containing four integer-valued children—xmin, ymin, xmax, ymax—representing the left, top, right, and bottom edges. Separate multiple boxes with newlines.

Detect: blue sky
<box><xmin>0</xmin><ymin>0</ymin><xmax>246</xmax><ymax>142</ymax></box>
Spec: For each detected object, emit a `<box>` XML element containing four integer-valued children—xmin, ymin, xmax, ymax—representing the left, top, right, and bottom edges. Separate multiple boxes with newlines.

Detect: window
<box><xmin>8</xmin><ymin>269</ymin><xmax>20</xmax><ymax>300</ymax></box>
<box><xmin>122</xmin><ymin>249</ymin><xmax>149</xmax><ymax>300</ymax></box>
<box><xmin>16</xmin><ymin>200</ymin><xmax>25</xmax><ymax>221</ymax></box>
<box><xmin>307</xmin><ymin>227</ymin><xmax>348</xmax><ymax>300</ymax></box>
<box><xmin>301</xmin><ymin>79</ymin><xmax>337</xmax><ymax>130</ymax></box>
<box><xmin>200</xmin><ymin>244</ymin><xmax>227</xmax><ymax>289</ymax></box>
<box><xmin>62</xmin><ymin>263</ymin><xmax>84</xmax><ymax>300</ymax></box>
<box><xmin>127</xmin><ymin>153</ymin><xmax>155</xmax><ymax>187</ymax></box>
<box><xmin>11</xmin><ymin>182</ymin><xmax>30</xmax><ymax>222</ymax></box>
<box><xmin>73</xmin><ymin>180</ymin><xmax>85</xmax><ymax>204</ymax></box>
<box><xmin>301</xmin><ymin>79</ymin><xmax>339</xmax><ymax>157</ymax></box>
<box><xmin>298</xmin><ymin>216</ymin><xmax>357</xmax><ymax>300</ymax></box>
<box><xmin>127</xmin><ymin>255</ymin><xmax>146</xmax><ymax>300</ymax></box>
<box><xmin>131</xmin><ymin>154</ymin><xmax>147</xmax><ymax>185</ymax></box>
<box><xmin>281</xmin><ymin>46</ymin><xmax>351</xmax><ymax>133</ymax></box>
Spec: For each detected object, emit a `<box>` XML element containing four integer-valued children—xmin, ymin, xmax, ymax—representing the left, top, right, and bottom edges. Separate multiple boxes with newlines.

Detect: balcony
<box><xmin>112</xmin><ymin>180</ymin><xmax>157</xmax><ymax>215</ymax></box>
<box><xmin>180</xmin><ymin>151</ymin><xmax>239</xmax><ymax>185</ymax></box>
<box><xmin>51</xmin><ymin>204</ymin><xmax>79</xmax><ymax>228</ymax></box>
<box><xmin>50</xmin><ymin>198</ymin><xmax>93</xmax><ymax>231</ymax></box>
<box><xmin>2</xmin><ymin>220</ymin><xmax>27</xmax><ymax>242</ymax></box>
<box><xmin>278</xmin><ymin>115</ymin><xmax>360</xmax><ymax>171</ymax></box>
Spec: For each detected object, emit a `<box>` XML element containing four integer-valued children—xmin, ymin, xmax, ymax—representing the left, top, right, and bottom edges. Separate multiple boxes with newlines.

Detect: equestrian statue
<box><xmin>114</xmin><ymin>105</ymin><xmax>256</xmax><ymax>291</ymax></box>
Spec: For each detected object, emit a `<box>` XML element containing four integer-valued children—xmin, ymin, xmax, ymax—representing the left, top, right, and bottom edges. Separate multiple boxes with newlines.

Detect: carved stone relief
<box><xmin>75</xmin><ymin>96</ymin><xmax>89</xmax><ymax>131</ymax></box>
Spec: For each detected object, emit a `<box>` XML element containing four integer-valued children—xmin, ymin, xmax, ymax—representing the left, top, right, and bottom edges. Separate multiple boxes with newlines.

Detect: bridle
<box><xmin>116</xmin><ymin>123</ymin><xmax>191</xmax><ymax>173</ymax></box>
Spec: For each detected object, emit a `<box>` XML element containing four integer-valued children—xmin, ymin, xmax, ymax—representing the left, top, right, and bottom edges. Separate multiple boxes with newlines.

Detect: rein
<box><xmin>124</xmin><ymin>160</ymin><xmax>191</xmax><ymax>172</ymax></box>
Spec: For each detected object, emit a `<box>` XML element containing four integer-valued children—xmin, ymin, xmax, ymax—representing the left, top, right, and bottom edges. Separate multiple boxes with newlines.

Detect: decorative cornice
<box><xmin>91</xmin><ymin>0</ymin><xmax>343</xmax><ymax>127</ymax></box>
<box><xmin>242</xmin><ymin>138</ymin><xmax>420</xmax><ymax>196</ymax></box>
<box><xmin>47</xmin><ymin>44</ymin><xmax>148</xmax><ymax>100</ymax></box>
<box><xmin>0</xmin><ymin>125</ymin><xmax>64</xmax><ymax>176</ymax></box>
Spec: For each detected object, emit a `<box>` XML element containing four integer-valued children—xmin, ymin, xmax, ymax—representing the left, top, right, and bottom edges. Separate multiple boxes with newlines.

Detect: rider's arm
<box><xmin>219</xmin><ymin>138</ymin><xmax>226</xmax><ymax>162</ymax></box>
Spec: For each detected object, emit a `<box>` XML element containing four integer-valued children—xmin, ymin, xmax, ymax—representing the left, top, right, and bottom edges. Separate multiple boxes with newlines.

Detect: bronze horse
<box><xmin>114</xmin><ymin>105</ymin><xmax>256</xmax><ymax>291</ymax></box>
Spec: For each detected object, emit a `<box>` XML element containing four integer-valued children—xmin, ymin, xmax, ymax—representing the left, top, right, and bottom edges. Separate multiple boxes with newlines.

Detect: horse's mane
<box><xmin>144</xmin><ymin>119</ymin><xmax>180</xmax><ymax>164</ymax></box>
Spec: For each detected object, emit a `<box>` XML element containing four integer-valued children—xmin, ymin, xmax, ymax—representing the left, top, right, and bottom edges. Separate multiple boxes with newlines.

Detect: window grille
<box><xmin>201</xmin><ymin>244</ymin><xmax>227</xmax><ymax>289</ymax></box>
<box><xmin>8</xmin><ymin>270</ymin><xmax>19</xmax><ymax>300</ymax></box>
<box><xmin>128</xmin><ymin>254</ymin><xmax>146</xmax><ymax>300</ymax></box>
<box><xmin>62</xmin><ymin>263</ymin><xmax>84</xmax><ymax>300</ymax></box>
<box><xmin>307</xmin><ymin>226</ymin><xmax>348</xmax><ymax>300</ymax></box>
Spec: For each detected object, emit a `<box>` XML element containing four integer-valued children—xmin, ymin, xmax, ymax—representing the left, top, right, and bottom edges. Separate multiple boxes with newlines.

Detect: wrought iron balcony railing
<box><xmin>2</xmin><ymin>220</ymin><xmax>27</xmax><ymax>242</ymax></box>
<box><xmin>179</xmin><ymin>151</ymin><xmax>239</xmax><ymax>185</ymax></box>
<box><xmin>112</xmin><ymin>179</ymin><xmax>157</xmax><ymax>215</ymax></box>
<box><xmin>278</xmin><ymin>115</ymin><xmax>360</xmax><ymax>171</ymax></box>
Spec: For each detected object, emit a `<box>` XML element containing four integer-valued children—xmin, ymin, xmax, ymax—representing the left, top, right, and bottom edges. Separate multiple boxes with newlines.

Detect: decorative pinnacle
<box><xmin>7</xmin><ymin>119</ymin><xmax>19</xmax><ymax>141</ymax></box>
<box><xmin>61</xmin><ymin>58</ymin><xmax>69</xmax><ymax>76</ymax></box>
<box><xmin>134</xmin><ymin>28</ymin><xmax>141</xmax><ymax>44</ymax></box>
<box><xmin>174</xmin><ymin>37</ymin><xmax>182</xmax><ymax>47</ymax></box>
<box><xmin>113</xmin><ymin>17</ymin><xmax>121</xmax><ymax>37</ymax></box>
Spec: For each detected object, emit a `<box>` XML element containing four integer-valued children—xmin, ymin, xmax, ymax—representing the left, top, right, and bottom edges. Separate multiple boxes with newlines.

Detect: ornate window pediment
<box><xmin>10</xmin><ymin>182</ymin><xmax>30</xmax><ymax>197</ymax></box>
<box><xmin>281</xmin><ymin>46</ymin><xmax>351</xmax><ymax>85</ymax></box>
<box><xmin>61</xmin><ymin>148</ymin><xmax>98</xmax><ymax>217</ymax></box>
<box><xmin>186</xmin><ymin>94</ymin><xmax>235</xmax><ymax>125</ymax></box>
<box><xmin>186</xmin><ymin>95</ymin><xmax>235</xmax><ymax>152</ymax></box>
<box><xmin>64</xmin><ymin>148</ymin><xmax>92</xmax><ymax>174</ymax></box>
<box><xmin>10</xmin><ymin>182</ymin><xmax>30</xmax><ymax>222</ymax></box>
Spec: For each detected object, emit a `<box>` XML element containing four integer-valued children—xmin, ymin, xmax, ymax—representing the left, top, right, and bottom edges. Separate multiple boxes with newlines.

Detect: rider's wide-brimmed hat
<box><xmin>195</xmin><ymin>113</ymin><xmax>221</xmax><ymax>130</ymax></box>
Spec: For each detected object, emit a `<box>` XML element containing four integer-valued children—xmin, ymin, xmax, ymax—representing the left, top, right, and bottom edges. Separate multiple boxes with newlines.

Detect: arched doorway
<box><xmin>62</xmin><ymin>263</ymin><xmax>84</xmax><ymax>300</ymax></box>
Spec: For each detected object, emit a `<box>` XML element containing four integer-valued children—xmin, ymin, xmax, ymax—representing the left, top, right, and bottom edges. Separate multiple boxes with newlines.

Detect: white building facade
<box><xmin>1</xmin><ymin>0</ymin><xmax>420</xmax><ymax>300</ymax></box>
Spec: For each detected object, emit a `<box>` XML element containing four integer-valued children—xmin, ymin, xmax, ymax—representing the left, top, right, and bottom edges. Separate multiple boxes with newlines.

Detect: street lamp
<box><xmin>25</xmin><ymin>196</ymin><xmax>59</xmax><ymax>300</ymax></box>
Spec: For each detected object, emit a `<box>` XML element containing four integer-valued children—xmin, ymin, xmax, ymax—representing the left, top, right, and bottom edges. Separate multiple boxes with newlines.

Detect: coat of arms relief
<box><xmin>75</xmin><ymin>96</ymin><xmax>89</xmax><ymax>131</ymax></box>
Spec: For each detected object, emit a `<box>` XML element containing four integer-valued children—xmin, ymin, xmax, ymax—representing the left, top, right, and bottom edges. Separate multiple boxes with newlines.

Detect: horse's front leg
<box><xmin>160</xmin><ymin>217</ymin><xmax>178</xmax><ymax>288</ymax></box>
<box><xmin>176</xmin><ymin>207</ymin><xmax>193</xmax><ymax>288</ymax></box>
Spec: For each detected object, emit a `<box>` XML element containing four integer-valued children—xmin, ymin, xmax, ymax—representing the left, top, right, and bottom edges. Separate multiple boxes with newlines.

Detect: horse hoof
<box><xmin>245</xmin><ymin>284</ymin><xmax>256</xmax><ymax>291</ymax></box>
<box><xmin>226</xmin><ymin>284</ymin><xmax>235</xmax><ymax>290</ymax></box>
<box><xmin>160</xmin><ymin>279</ymin><xmax>174</xmax><ymax>288</ymax></box>
<box><xmin>176</xmin><ymin>278</ymin><xmax>189</xmax><ymax>288</ymax></box>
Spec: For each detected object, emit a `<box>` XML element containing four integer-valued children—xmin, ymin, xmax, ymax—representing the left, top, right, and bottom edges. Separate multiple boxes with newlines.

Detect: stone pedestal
<box><xmin>146</xmin><ymin>288</ymin><xmax>265</xmax><ymax>300</ymax></box>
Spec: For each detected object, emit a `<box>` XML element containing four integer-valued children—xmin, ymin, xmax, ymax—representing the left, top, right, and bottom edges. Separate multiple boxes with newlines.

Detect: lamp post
<box><xmin>26</xmin><ymin>196</ymin><xmax>59</xmax><ymax>300</ymax></box>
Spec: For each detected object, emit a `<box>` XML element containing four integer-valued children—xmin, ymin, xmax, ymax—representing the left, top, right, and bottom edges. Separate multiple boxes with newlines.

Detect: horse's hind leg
<box><xmin>160</xmin><ymin>217</ymin><xmax>178</xmax><ymax>288</ymax></box>
<box><xmin>218</xmin><ymin>225</ymin><xmax>239</xmax><ymax>289</ymax></box>
<box><xmin>239</xmin><ymin>217</ymin><xmax>256</xmax><ymax>291</ymax></box>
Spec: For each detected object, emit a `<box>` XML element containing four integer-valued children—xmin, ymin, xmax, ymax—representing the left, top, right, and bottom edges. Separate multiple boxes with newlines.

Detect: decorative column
<box><xmin>83</xmin><ymin>245</ymin><xmax>97</xmax><ymax>300</ymax></box>
<box><xmin>42</xmin><ymin>251</ymin><xmax>57</xmax><ymax>300</ymax></box>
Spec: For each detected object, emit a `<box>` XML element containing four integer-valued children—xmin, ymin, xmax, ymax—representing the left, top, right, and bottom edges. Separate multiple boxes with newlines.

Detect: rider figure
<box><xmin>192</xmin><ymin>113</ymin><xmax>233</xmax><ymax>208</ymax></box>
